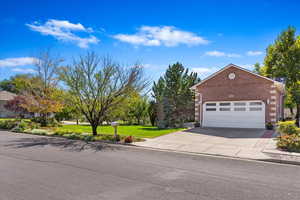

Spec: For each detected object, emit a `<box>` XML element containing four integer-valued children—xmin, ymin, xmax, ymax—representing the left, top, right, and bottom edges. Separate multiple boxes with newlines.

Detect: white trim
<box><xmin>270</xmin><ymin>90</ymin><xmax>276</xmax><ymax>94</ymax></box>
<box><xmin>270</xmin><ymin>101</ymin><xmax>276</xmax><ymax>105</ymax></box>
<box><xmin>270</xmin><ymin>96</ymin><xmax>276</xmax><ymax>99</ymax></box>
<box><xmin>190</xmin><ymin>64</ymin><xmax>283</xmax><ymax>90</ymax></box>
<box><xmin>270</xmin><ymin>113</ymin><xmax>276</xmax><ymax>116</ymax></box>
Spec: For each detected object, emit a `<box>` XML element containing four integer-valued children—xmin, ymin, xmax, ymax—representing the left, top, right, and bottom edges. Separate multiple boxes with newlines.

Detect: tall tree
<box><xmin>125</xmin><ymin>93</ymin><xmax>148</xmax><ymax>125</ymax></box>
<box><xmin>264</xmin><ymin>26</ymin><xmax>300</xmax><ymax>125</ymax></box>
<box><xmin>0</xmin><ymin>74</ymin><xmax>38</xmax><ymax>94</ymax></box>
<box><xmin>148</xmin><ymin>100</ymin><xmax>157</xmax><ymax>126</ymax></box>
<box><xmin>152</xmin><ymin>62</ymin><xmax>200</xmax><ymax>128</ymax></box>
<box><xmin>21</xmin><ymin>50</ymin><xmax>64</xmax><ymax>126</ymax></box>
<box><xmin>59</xmin><ymin>52</ymin><xmax>147</xmax><ymax>135</ymax></box>
<box><xmin>253</xmin><ymin>62</ymin><xmax>267</xmax><ymax>76</ymax></box>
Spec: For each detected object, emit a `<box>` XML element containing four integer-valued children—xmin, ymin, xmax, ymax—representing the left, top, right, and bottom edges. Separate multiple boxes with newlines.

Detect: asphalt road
<box><xmin>1</xmin><ymin>130</ymin><xmax>300</xmax><ymax>200</ymax></box>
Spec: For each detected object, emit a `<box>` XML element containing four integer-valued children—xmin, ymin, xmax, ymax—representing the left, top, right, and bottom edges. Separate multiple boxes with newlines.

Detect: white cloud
<box><xmin>191</xmin><ymin>67</ymin><xmax>221</xmax><ymax>79</ymax></box>
<box><xmin>26</xmin><ymin>19</ymin><xmax>99</xmax><ymax>48</ymax></box>
<box><xmin>0</xmin><ymin>57</ymin><xmax>37</xmax><ymax>67</ymax></box>
<box><xmin>205</xmin><ymin>51</ymin><xmax>241</xmax><ymax>58</ymax></box>
<box><xmin>113</xmin><ymin>26</ymin><xmax>209</xmax><ymax>47</ymax></box>
<box><xmin>191</xmin><ymin>67</ymin><xmax>215</xmax><ymax>74</ymax></box>
<box><xmin>12</xmin><ymin>68</ymin><xmax>37</xmax><ymax>73</ymax></box>
<box><xmin>238</xmin><ymin>64</ymin><xmax>254</xmax><ymax>70</ymax></box>
<box><xmin>246</xmin><ymin>51</ymin><xmax>263</xmax><ymax>56</ymax></box>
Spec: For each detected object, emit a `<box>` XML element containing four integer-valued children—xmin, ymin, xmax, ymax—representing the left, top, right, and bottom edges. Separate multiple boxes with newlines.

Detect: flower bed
<box><xmin>276</xmin><ymin>121</ymin><xmax>300</xmax><ymax>152</ymax></box>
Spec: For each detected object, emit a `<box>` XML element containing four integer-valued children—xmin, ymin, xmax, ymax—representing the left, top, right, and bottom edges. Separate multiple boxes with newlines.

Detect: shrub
<box><xmin>26</xmin><ymin>129</ymin><xmax>49</xmax><ymax>135</ymax></box>
<box><xmin>11</xmin><ymin>120</ymin><xmax>28</xmax><ymax>132</ymax></box>
<box><xmin>27</xmin><ymin>121</ymin><xmax>41</xmax><ymax>129</ymax></box>
<box><xmin>83</xmin><ymin>135</ymin><xmax>95</xmax><ymax>142</ymax></box>
<box><xmin>0</xmin><ymin>119</ymin><xmax>41</xmax><ymax>133</ymax></box>
<box><xmin>124</xmin><ymin>136</ymin><xmax>134</xmax><ymax>143</ymax></box>
<box><xmin>265</xmin><ymin>122</ymin><xmax>274</xmax><ymax>130</ymax></box>
<box><xmin>277</xmin><ymin>134</ymin><xmax>300</xmax><ymax>152</ymax></box>
<box><xmin>0</xmin><ymin>120</ymin><xmax>18</xmax><ymax>129</ymax></box>
<box><xmin>194</xmin><ymin>122</ymin><xmax>200</xmax><ymax>128</ymax></box>
<box><xmin>97</xmin><ymin>134</ymin><xmax>115</xmax><ymax>141</ymax></box>
<box><xmin>277</xmin><ymin>121</ymin><xmax>299</xmax><ymax>135</ymax></box>
<box><xmin>54</xmin><ymin>130</ymin><xmax>82</xmax><ymax>136</ymax></box>
<box><xmin>32</xmin><ymin>117</ymin><xmax>61</xmax><ymax>127</ymax></box>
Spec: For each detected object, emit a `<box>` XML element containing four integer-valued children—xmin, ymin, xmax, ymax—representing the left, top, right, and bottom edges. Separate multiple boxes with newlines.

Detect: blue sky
<box><xmin>0</xmin><ymin>0</ymin><xmax>300</xmax><ymax>82</ymax></box>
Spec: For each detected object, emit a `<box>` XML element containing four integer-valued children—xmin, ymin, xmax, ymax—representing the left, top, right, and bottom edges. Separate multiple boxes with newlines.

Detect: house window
<box><xmin>220</xmin><ymin>102</ymin><xmax>230</xmax><ymax>106</ymax></box>
<box><xmin>206</xmin><ymin>103</ymin><xmax>216</xmax><ymax>106</ymax></box>
<box><xmin>220</xmin><ymin>108</ymin><xmax>230</xmax><ymax>111</ymax></box>
<box><xmin>206</xmin><ymin>108</ymin><xmax>216</xmax><ymax>111</ymax></box>
<box><xmin>234</xmin><ymin>107</ymin><xmax>246</xmax><ymax>111</ymax></box>
<box><xmin>234</xmin><ymin>102</ymin><xmax>246</xmax><ymax>106</ymax></box>
<box><xmin>250</xmin><ymin>107</ymin><xmax>262</xmax><ymax>111</ymax></box>
<box><xmin>250</xmin><ymin>102</ymin><xmax>262</xmax><ymax>106</ymax></box>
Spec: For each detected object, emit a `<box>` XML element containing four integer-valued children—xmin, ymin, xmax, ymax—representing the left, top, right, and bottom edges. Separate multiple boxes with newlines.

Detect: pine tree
<box><xmin>152</xmin><ymin>62</ymin><xmax>200</xmax><ymax>128</ymax></box>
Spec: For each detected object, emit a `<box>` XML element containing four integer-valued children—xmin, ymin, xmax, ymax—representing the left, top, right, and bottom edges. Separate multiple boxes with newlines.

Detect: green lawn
<box><xmin>57</xmin><ymin>124</ymin><xmax>185</xmax><ymax>138</ymax></box>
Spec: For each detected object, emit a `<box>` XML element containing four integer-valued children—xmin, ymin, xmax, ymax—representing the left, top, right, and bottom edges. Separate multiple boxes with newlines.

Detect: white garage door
<box><xmin>202</xmin><ymin>101</ymin><xmax>265</xmax><ymax>129</ymax></box>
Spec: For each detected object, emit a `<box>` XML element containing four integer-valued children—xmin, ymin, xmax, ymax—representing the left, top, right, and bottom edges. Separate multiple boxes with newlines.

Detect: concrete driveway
<box><xmin>136</xmin><ymin>127</ymin><xmax>276</xmax><ymax>160</ymax></box>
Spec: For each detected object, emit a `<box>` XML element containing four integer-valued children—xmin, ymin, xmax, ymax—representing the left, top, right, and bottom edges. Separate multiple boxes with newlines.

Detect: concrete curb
<box><xmin>131</xmin><ymin>144</ymin><xmax>300</xmax><ymax>166</ymax></box>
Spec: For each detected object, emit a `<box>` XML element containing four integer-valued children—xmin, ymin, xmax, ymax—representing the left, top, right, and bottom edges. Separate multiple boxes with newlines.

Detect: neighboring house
<box><xmin>0</xmin><ymin>90</ymin><xmax>17</xmax><ymax>118</ymax></box>
<box><xmin>191</xmin><ymin>64</ymin><xmax>285</xmax><ymax>129</ymax></box>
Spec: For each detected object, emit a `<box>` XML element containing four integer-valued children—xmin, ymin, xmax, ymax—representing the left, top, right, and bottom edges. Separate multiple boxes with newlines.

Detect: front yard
<box><xmin>0</xmin><ymin>118</ymin><xmax>185</xmax><ymax>143</ymax></box>
<box><xmin>57</xmin><ymin>124</ymin><xmax>185</xmax><ymax>139</ymax></box>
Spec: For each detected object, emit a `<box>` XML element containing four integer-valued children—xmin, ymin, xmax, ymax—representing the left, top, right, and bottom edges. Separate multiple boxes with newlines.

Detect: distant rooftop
<box><xmin>0</xmin><ymin>91</ymin><xmax>17</xmax><ymax>101</ymax></box>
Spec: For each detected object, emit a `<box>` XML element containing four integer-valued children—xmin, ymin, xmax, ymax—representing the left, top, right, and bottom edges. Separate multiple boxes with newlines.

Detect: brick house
<box><xmin>190</xmin><ymin>64</ymin><xmax>285</xmax><ymax>129</ymax></box>
<box><xmin>0</xmin><ymin>91</ymin><xmax>17</xmax><ymax>118</ymax></box>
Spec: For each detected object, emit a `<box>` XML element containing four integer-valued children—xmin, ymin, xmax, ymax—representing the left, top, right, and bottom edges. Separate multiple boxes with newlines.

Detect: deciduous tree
<box><xmin>264</xmin><ymin>26</ymin><xmax>300</xmax><ymax>125</ymax></box>
<box><xmin>59</xmin><ymin>52</ymin><xmax>147</xmax><ymax>135</ymax></box>
<box><xmin>4</xmin><ymin>95</ymin><xmax>28</xmax><ymax>118</ymax></box>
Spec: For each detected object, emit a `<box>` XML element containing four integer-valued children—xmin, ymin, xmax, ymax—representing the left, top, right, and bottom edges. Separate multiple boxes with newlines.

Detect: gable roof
<box><xmin>190</xmin><ymin>64</ymin><xmax>285</xmax><ymax>92</ymax></box>
<box><xmin>0</xmin><ymin>91</ymin><xmax>17</xmax><ymax>101</ymax></box>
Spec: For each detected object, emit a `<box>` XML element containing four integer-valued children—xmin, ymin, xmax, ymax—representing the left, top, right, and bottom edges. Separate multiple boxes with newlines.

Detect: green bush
<box><xmin>0</xmin><ymin>120</ymin><xmax>18</xmax><ymax>129</ymax></box>
<box><xmin>54</xmin><ymin>130</ymin><xmax>82</xmax><ymax>136</ymax></box>
<box><xmin>32</xmin><ymin>117</ymin><xmax>61</xmax><ymax>127</ymax></box>
<box><xmin>277</xmin><ymin>134</ymin><xmax>300</xmax><ymax>152</ymax></box>
<box><xmin>25</xmin><ymin>129</ymin><xmax>50</xmax><ymax>135</ymax></box>
<box><xmin>265</xmin><ymin>122</ymin><xmax>274</xmax><ymax>130</ymax></box>
<box><xmin>277</xmin><ymin>121</ymin><xmax>300</xmax><ymax>135</ymax></box>
<box><xmin>11</xmin><ymin>120</ymin><xmax>28</xmax><ymax>132</ymax></box>
<box><xmin>0</xmin><ymin>119</ymin><xmax>41</xmax><ymax>133</ymax></box>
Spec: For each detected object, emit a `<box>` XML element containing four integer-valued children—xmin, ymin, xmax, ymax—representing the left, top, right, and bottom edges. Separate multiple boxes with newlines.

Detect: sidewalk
<box><xmin>134</xmin><ymin>128</ymin><xmax>300</xmax><ymax>165</ymax></box>
<box><xmin>262</xmin><ymin>138</ymin><xmax>300</xmax><ymax>164</ymax></box>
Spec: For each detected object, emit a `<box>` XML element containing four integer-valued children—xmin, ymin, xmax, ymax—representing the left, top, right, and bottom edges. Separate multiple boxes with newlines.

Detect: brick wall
<box><xmin>195</xmin><ymin>66</ymin><xmax>282</xmax><ymax>124</ymax></box>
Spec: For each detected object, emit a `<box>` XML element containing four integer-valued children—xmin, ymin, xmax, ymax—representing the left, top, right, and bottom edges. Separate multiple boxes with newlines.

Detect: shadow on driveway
<box><xmin>4</xmin><ymin>136</ymin><xmax>120</xmax><ymax>152</ymax></box>
<box><xmin>183</xmin><ymin>127</ymin><xmax>266</xmax><ymax>139</ymax></box>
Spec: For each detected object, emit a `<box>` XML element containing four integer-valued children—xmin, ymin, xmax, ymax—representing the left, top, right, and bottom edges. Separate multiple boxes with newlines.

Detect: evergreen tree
<box><xmin>152</xmin><ymin>62</ymin><xmax>200</xmax><ymax>128</ymax></box>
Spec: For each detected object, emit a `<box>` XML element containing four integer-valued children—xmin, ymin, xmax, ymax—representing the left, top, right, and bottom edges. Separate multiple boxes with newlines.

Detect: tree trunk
<box><xmin>76</xmin><ymin>118</ymin><xmax>79</xmax><ymax>125</ymax></box>
<box><xmin>296</xmin><ymin>104</ymin><xmax>300</xmax><ymax>127</ymax></box>
<box><xmin>91</xmin><ymin>124</ymin><xmax>98</xmax><ymax>136</ymax></box>
<box><xmin>289</xmin><ymin>107</ymin><xmax>294</xmax><ymax>116</ymax></box>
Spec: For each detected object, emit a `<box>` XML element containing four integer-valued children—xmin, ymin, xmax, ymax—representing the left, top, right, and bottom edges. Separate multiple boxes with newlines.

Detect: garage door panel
<box><xmin>203</xmin><ymin>101</ymin><xmax>265</xmax><ymax>129</ymax></box>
